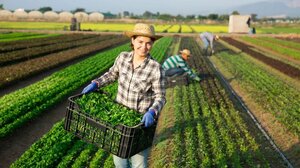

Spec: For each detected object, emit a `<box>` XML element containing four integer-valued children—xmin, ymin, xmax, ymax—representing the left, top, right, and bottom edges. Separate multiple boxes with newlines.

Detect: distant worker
<box><xmin>246</xmin><ymin>17</ymin><xmax>251</xmax><ymax>27</ymax></box>
<box><xmin>199</xmin><ymin>32</ymin><xmax>219</xmax><ymax>56</ymax></box>
<box><xmin>162</xmin><ymin>49</ymin><xmax>200</xmax><ymax>82</ymax></box>
<box><xmin>246</xmin><ymin>17</ymin><xmax>256</xmax><ymax>34</ymax></box>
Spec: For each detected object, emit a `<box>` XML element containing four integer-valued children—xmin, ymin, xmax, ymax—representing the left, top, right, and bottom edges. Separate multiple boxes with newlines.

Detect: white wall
<box><xmin>229</xmin><ymin>15</ymin><xmax>251</xmax><ymax>33</ymax></box>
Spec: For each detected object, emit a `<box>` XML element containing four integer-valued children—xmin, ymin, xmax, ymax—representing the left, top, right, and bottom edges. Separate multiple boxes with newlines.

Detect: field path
<box><xmin>0</xmin><ymin>55</ymin><xmax>89</xmax><ymax>168</ymax></box>
<box><xmin>0</xmin><ymin>97</ymin><xmax>69</xmax><ymax>168</ymax></box>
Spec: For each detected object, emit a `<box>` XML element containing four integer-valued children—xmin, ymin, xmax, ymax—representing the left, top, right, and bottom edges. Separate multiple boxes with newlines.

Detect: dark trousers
<box><xmin>165</xmin><ymin>68</ymin><xmax>185</xmax><ymax>77</ymax></box>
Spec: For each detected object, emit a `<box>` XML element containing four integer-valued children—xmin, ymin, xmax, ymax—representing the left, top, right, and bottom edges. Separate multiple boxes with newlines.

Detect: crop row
<box><xmin>276</xmin><ymin>36</ymin><xmax>300</xmax><ymax>43</ymax></box>
<box><xmin>167</xmin><ymin>82</ymin><xmax>269</xmax><ymax>167</ymax></box>
<box><xmin>0</xmin><ymin>32</ymin><xmax>59</xmax><ymax>42</ymax></box>
<box><xmin>0</xmin><ymin>42</ymin><xmax>130</xmax><ymax>138</ymax></box>
<box><xmin>10</xmin><ymin>37</ymin><xmax>173</xmax><ymax>167</ymax></box>
<box><xmin>258</xmin><ymin>36</ymin><xmax>300</xmax><ymax>51</ymax></box>
<box><xmin>222</xmin><ymin>37</ymin><xmax>300</xmax><ymax>79</ymax></box>
<box><xmin>0</xmin><ymin>33</ymin><xmax>94</xmax><ymax>53</ymax></box>
<box><xmin>149</xmin><ymin>37</ymin><xmax>283</xmax><ymax>167</ymax></box>
<box><xmin>150</xmin><ymin>36</ymin><xmax>173</xmax><ymax>62</ymax></box>
<box><xmin>163</xmin><ymin>37</ymin><xmax>271</xmax><ymax>167</ymax></box>
<box><xmin>239</xmin><ymin>36</ymin><xmax>300</xmax><ymax>60</ymax></box>
<box><xmin>0</xmin><ymin>35</ymin><xmax>128</xmax><ymax>88</ymax></box>
<box><xmin>12</xmin><ymin>83</ymin><xmax>120</xmax><ymax>168</ymax></box>
<box><xmin>0</xmin><ymin>35</ymin><xmax>115</xmax><ymax>66</ymax></box>
<box><xmin>0</xmin><ymin>22</ymin><xmax>230</xmax><ymax>33</ymax></box>
<box><xmin>11</xmin><ymin>121</ymin><xmax>115</xmax><ymax>168</ymax></box>
<box><xmin>214</xmin><ymin>48</ymin><xmax>300</xmax><ymax>136</ymax></box>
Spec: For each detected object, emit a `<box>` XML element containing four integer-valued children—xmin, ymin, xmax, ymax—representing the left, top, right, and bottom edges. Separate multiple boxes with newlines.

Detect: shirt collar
<box><xmin>127</xmin><ymin>51</ymin><xmax>151</xmax><ymax>69</ymax></box>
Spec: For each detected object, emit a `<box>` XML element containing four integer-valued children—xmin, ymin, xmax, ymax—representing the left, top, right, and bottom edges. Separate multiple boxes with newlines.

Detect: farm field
<box><xmin>2</xmin><ymin>21</ymin><xmax>300</xmax><ymax>34</ymax></box>
<box><xmin>211</xmin><ymin>35</ymin><xmax>300</xmax><ymax>167</ymax></box>
<box><xmin>0</xmin><ymin>32</ymin><xmax>60</xmax><ymax>42</ymax></box>
<box><xmin>0</xmin><ymin>30</ymin><xmax>299</xmax><ymax>168</ymax></box>
<box><xmin>0</xmin><ymin>21</ymin><xmax>228</xmax><ymax>33</ymax></box>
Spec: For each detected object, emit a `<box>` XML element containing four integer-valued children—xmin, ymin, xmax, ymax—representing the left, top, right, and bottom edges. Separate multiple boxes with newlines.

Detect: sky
<box><xmin>0</xmin><ymin>0</ymin><xmax>300</xmax><ymax>16</ymax></box>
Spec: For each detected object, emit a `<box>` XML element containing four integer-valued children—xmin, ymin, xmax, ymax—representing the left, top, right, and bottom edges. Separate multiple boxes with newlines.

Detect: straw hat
<box><xmin>180</xmin><ymin>49</ymin><xmax>191</xmax><ymax>56</ymax></box>
<box><xmin>124</xmin><ymin>23</ymin><xmax>162</xmax><ymax>40</ymax></box>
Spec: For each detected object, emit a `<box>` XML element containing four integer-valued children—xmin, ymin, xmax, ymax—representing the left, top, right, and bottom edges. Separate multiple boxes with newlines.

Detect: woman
<box><xmin>81</xmin><ymin>23</ymin><xmax>166</xmax><ymax>168</ymax></box>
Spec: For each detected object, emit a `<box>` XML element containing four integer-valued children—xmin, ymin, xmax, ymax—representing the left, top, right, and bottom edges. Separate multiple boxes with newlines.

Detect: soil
<box><xmin>233</xmin><ymin>37</ymin><xmax>300</xmax><ymax>67</ymax></box>
<box><xmin>276</xmin><ymin>37</ymin><xmax>300</xmax><ymax>43</ymax></box>
<box><xmin>149</xmin><ymin>36</ymin><xmax>289</xmax><ymax>167</ymax></box>
<box><xmin>221</xmin><ymin>37</ymin><xmax>300</xmax><ymax>80</ymax></box>
<box><xmin>1</xmin><ymin>33</ymin><xmax>298</xmax><ymax>167</ymax></box>
<box><xmin>0</xmin><ymin>52</ymin><xmax>94</xmax><ymax>168</ymax></box>
<box><xmin>211</xmin><ymin>41</ymin><xmax>300</xmax><ymax>167</ymax></box>
<box><xmin>0</xmin><ymin>96</ymin><xmax>69</xmax><ymax>168</ymax></box>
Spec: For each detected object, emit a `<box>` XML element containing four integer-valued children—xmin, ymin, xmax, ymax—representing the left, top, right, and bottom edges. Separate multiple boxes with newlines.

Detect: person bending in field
<box><xmin>199</xmin><ymin>32</ymin><xmax>219</xmax><ymax>56</ymax></box>
<box><xmin>162</xmin><ymin>49</ymin><xmax>201</xmax><ymax>83</ymax></box>
<box><xmin>81</xmin><ymin>23</ymin><xmax>166</xmax><ymax>168</ymax></box>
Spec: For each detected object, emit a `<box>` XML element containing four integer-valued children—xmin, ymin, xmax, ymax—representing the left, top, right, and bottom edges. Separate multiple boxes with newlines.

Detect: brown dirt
<box><xmin>0</xmin><ymin>51</ymin><xmax>96</xmax><ymax>168</ymax></box>
<box><xmin>276</xmin><ymin>37</ymin><xmax>300</xmax><ymax>43</ymax></box>
<box><xmin>148</xmin><ymin>88</ymin><xmax>176</xmax><ymax>168</ymax></box>
<box><xmin>210</xmin><ymin>45</ymin><xmax>300</xmax><ymax>167</ymax></box>
<box><xmin>218</xmin><ymin>39</ymin><xmax>300</xmax><ymax>90</ymax></box>
<box><xmin>0</xmin><ymin>98</ymin><xmax>69</xmax><ymax>168</ymax></box>
<box><xmin>221</xmin><ymin>37</ymin><xmax>300</xmax><ymax>80</ymax></box>
<box><xmin>228</xmin><ymin>79</ymin><xmax>300</xmax><ymax>168</ymax></box>
<box><xmin>233</xmin><ymin>37</ymin><xmax>300</xmax><ymax>66</ymax></box>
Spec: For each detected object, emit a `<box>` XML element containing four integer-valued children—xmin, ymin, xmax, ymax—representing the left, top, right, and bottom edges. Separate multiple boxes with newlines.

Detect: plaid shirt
<box><xmin>93</xmin><ymin>51</ymin><xmax>166</xmax><ymax>114</ymax></box>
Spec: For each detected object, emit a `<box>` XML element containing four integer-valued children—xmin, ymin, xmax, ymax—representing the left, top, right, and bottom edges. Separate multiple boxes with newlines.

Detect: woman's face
<box><xmin>132</xmin><ymin>36</ymin><xmax>153</xmax><ymax>57</ymax></box>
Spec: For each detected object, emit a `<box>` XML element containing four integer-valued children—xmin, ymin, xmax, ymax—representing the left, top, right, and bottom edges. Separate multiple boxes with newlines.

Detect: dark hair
<box><xmin>130</xmin><ymin>36</ymin><xmax>155</xmax><ymax>50</ymax></box>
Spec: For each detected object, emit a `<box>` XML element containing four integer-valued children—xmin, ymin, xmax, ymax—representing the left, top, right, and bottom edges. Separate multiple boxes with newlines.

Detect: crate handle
<box><xmin>86</xmin><ymin>117</ymin><xmax>107</xmax><ymax>131</ymax></box>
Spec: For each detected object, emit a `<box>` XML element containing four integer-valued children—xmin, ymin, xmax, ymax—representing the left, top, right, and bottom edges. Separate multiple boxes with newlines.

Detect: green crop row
<box><xmin>167</xmin><ymin>82</ymin><xmax>269</xmax><ymax>167</ymax></box>
<box><xmin>0</xmin><ymin>35</ymin><xmax>114</xmax><ymax>66</ymax></box>
<box><xmin>0</xmin><ymin>32</ymin><xmax>60</xmax><ymax>42</ymax></box>
<box><xmin>0</xmin><ymin>34</ymin><xmax>94</xmax><ymax>53</ymax></box>
<box><xmin>150</xmin><ymin>36</ymin><xmax>173</xmax><ymax>62</ymax></box>
<box><xmin>260</xmin><ymin>37</ymin><xmax>300</xmax><ymax>50</ymax></box>
<box><xmin>11</xmin><ymin>120</ymin><xmax>115</xmax><ymax>168</ymax></box>
<box><xmin>10</xmin><ymin>80</ymin><xmax>122</xmax><ymax>167</ymax></box>
<box><xmin>215</xmin><ymin>49</ymin><xmax>300</xmax><ymax>136</ymax></box>
<box><xmin>240</xmin><ymin>36</ymin><xmax>300</xmax><ymax>60</ymax></box>
<box><xmin>0</xmin><ymin>36</ymin><xmax>127</xmax><ymax>88</ymax></box>
<box><xmin>149</xmin><ymin>36</ymin><xmax>280</xmax><ymax>167</ymax></box>
<box><xmin>11</xmin><ymin>36</ymin><xmax>173</xmax><ymax>167</ymax></box>
<box><xmin>0</xmin><ymin>42</ymin><xmax>130</xmax><ymax>138</ymax></box>
<box><xmin>258</xmin><ymin>26</ymin><xmax>300</xmax><ymax>34</ymax></box>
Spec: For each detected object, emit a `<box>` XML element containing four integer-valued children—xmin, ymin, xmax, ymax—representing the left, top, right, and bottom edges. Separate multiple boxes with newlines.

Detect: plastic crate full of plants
<box><xmin>64</xmin><ymin>90</ymin><xmax>156</xmax><ymax>158</ymax></box>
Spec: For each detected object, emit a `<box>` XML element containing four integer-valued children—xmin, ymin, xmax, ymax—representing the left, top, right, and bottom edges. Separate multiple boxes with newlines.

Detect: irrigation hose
<box><xmin>205</xmin><ymin>56</ymin><xmax>294</xmax><ymax>168</ymax></box>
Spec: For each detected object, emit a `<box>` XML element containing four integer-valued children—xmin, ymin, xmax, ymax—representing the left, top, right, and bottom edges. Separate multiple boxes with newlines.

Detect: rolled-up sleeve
<box><xmin>93</xmin><ymin>53</ymin><xmax>122</xmax><ymax>87</ymax></box>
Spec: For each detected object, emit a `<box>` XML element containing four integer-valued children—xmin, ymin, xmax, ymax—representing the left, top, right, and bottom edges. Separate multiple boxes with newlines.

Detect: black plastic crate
<box><xmin>64</xmin><ymin>93</ymin><xmax>156</xmax><ymax>158</ymax></box>
<box><xmin>166</xmin><ymin>74</ymin><xmax>189</xmax><ymax>88</ymax></box>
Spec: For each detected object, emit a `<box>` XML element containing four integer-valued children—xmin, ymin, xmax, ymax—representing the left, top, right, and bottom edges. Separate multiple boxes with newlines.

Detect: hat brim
<box><xmin>180</xmin><ymin>51</ymin><xmax>192</xmax><ymax>56</ymax></box>
<box><xmin>124</xmin><ymin>31</ymin><xmax>163</xmax><ymax>40</ymax></box>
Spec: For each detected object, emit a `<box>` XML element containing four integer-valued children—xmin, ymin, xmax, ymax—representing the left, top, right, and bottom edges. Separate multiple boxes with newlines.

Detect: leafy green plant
<box><xmin>75</xmin><ymin>92</ymin><xmax>142</xmax><ymax>127</ymax></box>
